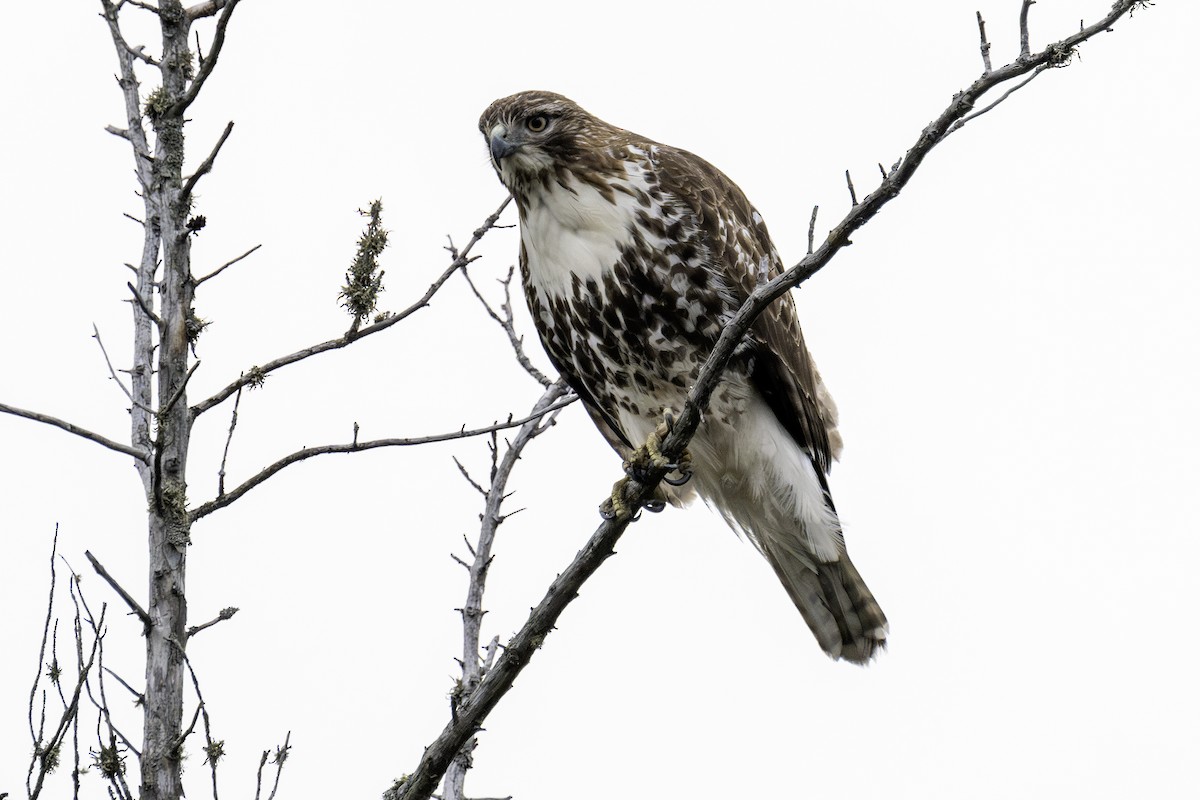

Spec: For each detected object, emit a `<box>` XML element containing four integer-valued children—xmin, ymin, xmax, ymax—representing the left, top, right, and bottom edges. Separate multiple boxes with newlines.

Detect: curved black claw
<box><xmin>643</xmin><ymin>498</ymin><xmax>666</xmax><ymax>513</ymax></box>
<box><xmin>664</xmin><ymin>469</ymin><xmax>693</xmax><ymax>487</ymax></box>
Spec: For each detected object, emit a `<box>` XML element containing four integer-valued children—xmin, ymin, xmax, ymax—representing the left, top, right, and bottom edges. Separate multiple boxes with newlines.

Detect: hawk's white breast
<box><xmin>519</xmin><ymin>158</ymin><xmax>653</xmax><ymax>299</ymax></box>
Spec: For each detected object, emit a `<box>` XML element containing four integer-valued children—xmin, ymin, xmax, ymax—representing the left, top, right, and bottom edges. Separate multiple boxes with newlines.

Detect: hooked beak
<box><xmin>488</xmin><ymin>123</ymin><xmax>518</xmax><ymax>164</ymax></box>
<box><xmin>490</xmin><ymin>133</ymin><xmax>517</xmax><ymax>163</ymax></box>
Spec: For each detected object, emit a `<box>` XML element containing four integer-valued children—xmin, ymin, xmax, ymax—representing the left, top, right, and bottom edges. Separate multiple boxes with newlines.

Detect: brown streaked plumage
<box><xmin>479</xmin><ymin>91</ymin><xmax>886</xmax><ymax>663</ymax></box>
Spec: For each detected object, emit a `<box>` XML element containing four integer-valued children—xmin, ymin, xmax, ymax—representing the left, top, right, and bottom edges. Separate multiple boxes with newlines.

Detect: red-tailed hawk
<box><xmin>479</xmin><ymin>91</ymin><xmax>887</xmax><ymax>663</ymax></box>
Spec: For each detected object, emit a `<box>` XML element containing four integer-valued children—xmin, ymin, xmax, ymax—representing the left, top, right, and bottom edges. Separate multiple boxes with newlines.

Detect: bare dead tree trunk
<box><xmin>140</xmin><ymin>3</ymin><xmax>194</xmax><ymax>795</ymax></box>
<box><xmin>100</xmin><ymin>1</ymin><xmax>242</xmax><ymax>795</ymax></box>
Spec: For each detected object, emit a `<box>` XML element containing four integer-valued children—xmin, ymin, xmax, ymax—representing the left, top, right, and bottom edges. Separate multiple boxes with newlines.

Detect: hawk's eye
<box><xmin>526</xmin><ymin>115</ymin><xmax>549</xmax><ymax>133</ymax></box>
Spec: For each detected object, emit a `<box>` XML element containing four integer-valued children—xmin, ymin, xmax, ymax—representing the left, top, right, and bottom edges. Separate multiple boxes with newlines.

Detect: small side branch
<box><xmin>170</xmin><ymin>640</ymin><xmax>225</xmax><ymax>798</ymax></box>
<box><xmin>191</xmin><ymin>196</ymin><xmax>512</xmax><ymax>417</ymax></box>
<box><xmin>942</xmin><ymin>65</ymin><xmax>1048</xmax><ymax>138</ymax></box>
<box><xmin>180</xmin><ymin>120</ymin><xmax>234</xmax><ymax>205</ymax></box>
<box><xmin>126</xmin><ymin>281</ymin><xmax>162</xmax><ymax>327</ymax></box>
<box><xmin>195</xmin><ymin>243</ymin><xmax>261</xmax><ymax>286</ymax></box>
<box><xmin>216</xmin><ymin>382</ymin><xmax>245</xmax><ymax>497</ymax></box>
<box><xmin>977</xmin><ymin>11</ymin><xmax>993</xmax><ymax>73</ymax></box>
<box><xmin>93</xmin><ymin>324</ymin><xmax>154</xmax><ymax>414</ymax></box>
<box><xmin>162</xmin><ymin>360</ymin><xmax>201</xmax><ymax>417</ymax></box>
<box><xmin>461</xmin><ymin>264</ymin><xmax>553</xmax><ymax>387</ymax></box>
<box><xmin>186</xmin><ymin>607</ymin><xmax>239</xmax><ymax>640</ymax></box>
<box><xmin>171</xmin><ymin>0</ymin><xmax>241</xmax><ymax>115</ymax></box>
<box><xmin>190</xmin><ymin>393</ymin><xmax>577</xmax><ymax>521</ymax></box>
<box><xmin>1019</xmin><ymin>0</ymin><xmax>1036</xmax><ymax>58</ymax></box>
<box><xmin>253</xmin><ymin>732</ymin><xmax>291</xmax><ymax>800</ymax></box>
<box><xmin>0</xmin><ymin>402</ymin><xmax>151</xmax><ymax>462</ymax></box>
<box><xmin>84</xmin><ymin>551</ymin><xmax>151</xmax><ymax>631</ymax></box>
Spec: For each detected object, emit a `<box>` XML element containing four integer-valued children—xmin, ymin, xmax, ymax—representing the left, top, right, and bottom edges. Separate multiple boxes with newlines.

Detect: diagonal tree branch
<box><xmin>195</xmin><ymin>243</ymin><xmax>261</xmax><ymax>286</ymax></box>
<box><xmin>190</xmin><ymin>196</ymin><xmax>512</xmax><ymax>418</ymax></box>
<box><xmin>180</xmin><ymin>120</ymin><xmax>234</xmax><ymax>205</ymax></box>
<box><xmin>189</xmin><ymin>392</ymin><xmax>577</xmax><ymax>521</ymax></box>
<box><xmin>386</xmin><ymin>3</ymin><xmax>1149</xmax><ymax>798</ymax></box>
<box><xmin>85</xmin><ymin>550</ymin><xmax>152</xmax><ymax>631</ymax></box>
<box><xmin>170</xmin><ymin>0</ymin><xmax>241</xmax><ymax>116</ymax></box>
<box><xmin>461</xmin><ymin>264</ymin><xmax>554</xmax><ymax>388</ymax></box>
<box><xmin>92</xmin><ymin>323</ymin><xmax>155</xmax><ymax>414</ymax></box>
<box><xmin>0</xmin><ymin>402</ymin><xmax>151</xmax><ymax>462</ymax></box>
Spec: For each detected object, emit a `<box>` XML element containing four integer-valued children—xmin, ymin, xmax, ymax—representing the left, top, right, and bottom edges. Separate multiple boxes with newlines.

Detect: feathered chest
<box><xmin>517</xmin><ymin>160</ymin><xmax>741</xmax><ymax>422</ymax></box>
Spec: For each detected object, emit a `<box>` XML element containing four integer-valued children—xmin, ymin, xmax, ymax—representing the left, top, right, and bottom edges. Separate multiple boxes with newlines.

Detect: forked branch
<box><xmin>191</xmin><ymin>196</ymin><xmax>512</xmax><ymax>417</ymax></box>
<box><xmin>189</xmin><ymin>392</ymin><xmax>576</xmax><ymax>521</ymax></box>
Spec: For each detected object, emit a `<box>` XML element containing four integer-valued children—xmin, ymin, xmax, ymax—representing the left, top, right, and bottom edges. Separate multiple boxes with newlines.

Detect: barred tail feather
<box><xmin>761</xmin><ymin>541</ymin><xmax>888</xmax><ymax>664</ymax></box>
<box><xmin>686</xmin><ymin>390</ymin><xmax>888</xmax><ymax>664</ymax></box>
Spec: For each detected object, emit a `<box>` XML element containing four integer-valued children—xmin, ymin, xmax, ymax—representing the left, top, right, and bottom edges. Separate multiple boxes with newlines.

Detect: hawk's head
<box><xmin>479</xmin><ymin>91</ymin><xmax>620</xmax><ymax>197</ymax></box>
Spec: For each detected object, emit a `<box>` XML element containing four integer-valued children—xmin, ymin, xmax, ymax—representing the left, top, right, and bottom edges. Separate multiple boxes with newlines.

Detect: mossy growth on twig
<box><xmin>94</xmin><ymin>744</ymin><xmax>126</xmax><ymax>779</ymax></box>
<box><xmin>245</xmin><ymin>365</ymin><xmax>266</xmax><ymax>389</ymax></box>
<box><xmin>339</xmin><ymin>199</ymin><xmax>388</xmax><ymax>330</ymax></box>
<box><xmin>1048</xmin><ymin>42</ymin><xmax>1079</xmax><ymax>67</ymax></box>
<box><xmin>37</xmin><ymin>742</ymin><xmax>62</xmax><ymax>774</ymax></box>
<box><xmin>203</xmin><ymin>739</ymin><xmax>225</xmax><ymax>765</ymax></box>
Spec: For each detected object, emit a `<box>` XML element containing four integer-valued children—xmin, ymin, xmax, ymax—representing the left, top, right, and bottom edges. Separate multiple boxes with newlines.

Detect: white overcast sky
<box><xmin>1</xmin><ymin>2</ymin><xmax>1196</xmax><ymax>798</ymax></box>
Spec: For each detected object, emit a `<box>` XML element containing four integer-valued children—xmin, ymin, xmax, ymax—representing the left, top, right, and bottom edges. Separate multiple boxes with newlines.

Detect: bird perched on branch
<box><xmin>479</xmin><ymin>91</ymin><xmax>887</xmax><ymax>664</ymax></box>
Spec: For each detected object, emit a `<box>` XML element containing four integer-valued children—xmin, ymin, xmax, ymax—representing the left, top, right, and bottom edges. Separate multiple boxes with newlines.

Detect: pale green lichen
<box><xmin>339</xmin><ymin>200</ymin><xmax>388</xmax><ymax>329</ymax></box>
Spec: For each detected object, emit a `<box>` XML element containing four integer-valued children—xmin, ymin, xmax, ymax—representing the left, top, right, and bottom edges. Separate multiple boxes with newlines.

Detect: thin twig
<box><xmin>186</xmin><ymin>607</ymin><xmax>239</xmax><ymax>640</ymax></box>
<box><xmin>844</xmin><ymin>169</ymin><xmax>858</xmax><ymax>206</ymax></box>
<box><xmin>0</xmin><ymin>402</ymin><xmax>151</xmax><ymax>462</ymax></box>
<box><xmin>977</xmin><ymin>10</ymin><xmax>994</xmax><ymax>73</ymax></box>
<box><xmin>195</xmin><ymin>243</ymin><xmax>262</xmax><ymax>286</ymax></box>
<box><xmin>161</xmin><ymin>360</ymin><xmax>201</xmax><ymax>417</ymax></box>
<box><xmin>191</xmin><ymin>196</ymin><xmax>512</xmax><ymax>417</ymax></box>
<box><xmin>28</xmin><ymin>527</ymin><xmax>59</xmax><ymax>755</ymax></box>
<box><xmin>169</xmin><ymin>639</ymin><xmax>222</xmax><ymax>800</ymax></box>
<box><xmin>103</xmin><ymin>666</ymin><xmax>145</xmax><ymax>705</ymax></box>
<box><xmin>180</xmin><ymin>120</ymin><xmax>234</xmax><ymax>205</ymax></box>
<box><xmin>807</xmin><ymin>205</ymin><xmax>818</xmax><ymax>255</ymax></box>
<box><xmin>942</xmin><ymin>65</ymin><xmax>1049</xmax><ymax>138</ymax></box>
<box><xmin>93</xmin><ymin>324</ymin><xmax>154</xmax><ymax>414</ymax></box>
<box><xmin>27</xmin><ymin>603</ymin><xmax>105</xmax><ymax>800</ymax></box>
<box><xmin>1020</xmin><ymin>0</ymin><xmax>1036</xmax><ymax>58</ymax></box>
<box><xmin>265</xmin><ymin>732</ymin><xmax>291</xmax><ymax>800</ymax></box>
<box><xmin>86</xmin><ymin>639</ymin><xmax>138</xmax><ymax>798</ymax></box>
<box><xmin>461</xmin><ymin>264</ymin><xmax>553</xmax><ymax>387</ymax></box>
<box><xmin>453</xmin><ymin>457</ymin><xmax>488</xmax><ymax>497</ymax></box>
<box><xmin>126</xmin><ymin>281</ymin><xmax>162</xmax><ymax>327</ymax></box>
<box><xmin>84</xmin><ymin>551</ymin><xmax>151</xmax><ymax>631</ymax></box>
<box><xmin>217</xmin><ymin>382</ymin><xmax>244</xmax><ymax>497</ymax></box>
<box><xmin>171</xmin><ymin>0</ymin><xmax>241</xmax><ymax>115</ymax></box>
<box><xmin>190</xmin><ymin>393</ymin><xmax>577</xmax><ymax>521</ymax></box>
